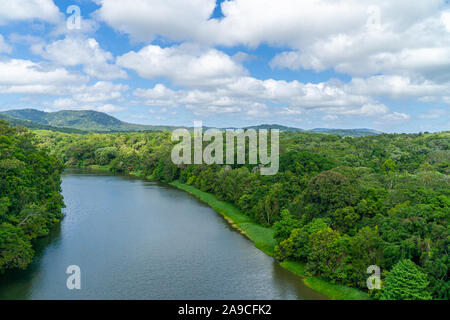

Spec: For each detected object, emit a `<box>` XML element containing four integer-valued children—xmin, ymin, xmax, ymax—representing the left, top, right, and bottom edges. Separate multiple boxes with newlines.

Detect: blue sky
<box><xmin>0</xmin><ymin>0</ymin><xmax>449</xmax><ymax>133</ymax></box>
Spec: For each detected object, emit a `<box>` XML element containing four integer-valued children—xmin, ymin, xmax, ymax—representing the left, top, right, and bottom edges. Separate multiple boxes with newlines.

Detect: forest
<box><xmin>30</xmin><ymin>126</ymin><xmax>449</xmax><ymax>300</ymax></box>
<box><xmin>0</xmin><ymin>120</ymin><xmax>65</xmax><ymax>273</ymax></box>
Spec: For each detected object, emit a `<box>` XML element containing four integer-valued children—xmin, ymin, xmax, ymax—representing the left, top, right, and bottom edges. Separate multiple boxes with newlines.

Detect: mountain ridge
<box><xmin>0</xmin><ymin>108</ymin><xmax>383</xmax><ymax>137</ymax></box>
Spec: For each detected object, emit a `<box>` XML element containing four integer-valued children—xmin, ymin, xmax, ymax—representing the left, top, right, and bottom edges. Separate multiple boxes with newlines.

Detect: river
<box><xmin>0</xmin><ymin>169</ymin><xmax>325</xmax><ymax>300</ymax></box>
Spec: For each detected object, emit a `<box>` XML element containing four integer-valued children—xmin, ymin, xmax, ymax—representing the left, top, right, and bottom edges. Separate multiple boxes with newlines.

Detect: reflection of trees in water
<box><xmin>0</xmin><ymin>222</ymin><xmax>62</xmax><ymax>299</ymax></box>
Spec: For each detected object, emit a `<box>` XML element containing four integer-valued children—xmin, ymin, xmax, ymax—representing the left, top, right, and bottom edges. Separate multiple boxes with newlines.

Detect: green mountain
<box><xmin>243</xmin><ymin>124</ymin><xmax>304</xmax><ymax>132</ymax></box>
<box><xmin>235</xmin><ymin>124</ymin><xmax>381</xmax><ymax>136</ymax></box>
<box><xmin>0</xmin><ymin>108</ymin><xmax>383</xmax><ymax>137</ymax></box>
<box><xmin>310</xmin><ymin>128</ymin><xmax>382</xmax><ymax>137</ymax></box>
<box><xmin>0</xmin><ymin>113</ymin><xmax>86</xmax><ymax>134</ymax></box>
<box><xmin>0</xmin><ymin>109</ymin><xmax>178</xmax><ymax>132</ymax></box>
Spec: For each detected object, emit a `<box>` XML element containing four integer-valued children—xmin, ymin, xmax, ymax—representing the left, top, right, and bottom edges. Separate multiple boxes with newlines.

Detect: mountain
<box><xmin>0</xmin><ymin>109</ymin><xmax>383</xmax><ymax>137</ymax></box>
<box><xmin>0</xmin><ymin>109</ymin><xmax>179</xmax><ymax>132</ymax></box>
<box><xmin>0</xmin><ymin>113</ymin><xmax>86</xmax><ymax>134</ymax></box>
<box><xmin>243</xmin><ymin>124</ymin><xmax>304</xmax><ymax>132</ymax></box>
<box><xmin>310</xmin><ymin>128</ymin><xmax>383</xmax><ymax>137</ymax></box>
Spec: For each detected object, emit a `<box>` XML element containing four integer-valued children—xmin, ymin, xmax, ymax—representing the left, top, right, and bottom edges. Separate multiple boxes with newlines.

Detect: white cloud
<box><xmin>268</xmin><ymin>4</ymin><xmax>450</xmax><ymax>81</ymax></box>
<box><xmin>322</xmin><ymin>115</ymin><xmax>338</xmax><ymax>121</ymax></box>
<box><xmin>51</xmin><ymin>18</ymin><xmax>100</xmax><ymax>37</ymax></box>
<box><xmin>0</xmin><ymin>35</ymin><xmax>12</xmax><ymax>53</ymax></box>
<box><xmin>442</xmin><ymin>11</ymin><xmax>450</xmax><ymax>32</ymax></box>
<box><xmin>50</xmin><ymin>98</ymin><xmax>125</xmax><ymax>113</ymax></box>
<box><xmin>71</xmin><ymin>81</ymin><xmax>128</xmax><ymax>103</ymax></box>
<box><xmin>134</xmin><ymin>84</ymin><xmax>182</xmax><ymax>107</ymax></box>
<box><xmin>0</xmin><ymin>0</ymin><xmax>61</xmax><ymax>25</ymax></box>
<box><xmin>348</xmin><ymin>75</ymin><xmax>450</xmax><ymax>103</ymax></box>
<box><xmin>132</xmin><ymin>77</ymin><xmax>417</xmax><ymax>123</ymax></box>
<box><xmin>117</xmin><ymin>43</ymin><xmax>247</xmax><ymax>87</ymax></box>
<box><xmin>382</xmin><ymin>112</ymin><xmax>411</xmax><ymax>122</ymax></box>
<box><xmin>34</xmin><ymin>37</ymin><xmax>127</xmax><ymax>80</ymax></box>
<box><xmin>95</xmin><ymin>1</ymin><xmax>450</xmax><ymax>84</ymax></box>
<box><xmin>334</xmin><ymin>103</ymin><xmax>390</xmax><ymax>117</ymax></box>
<box><xmin>94</xmin><ymin>0</ymin><xmax>216</xmax><ymax>42</ymax></box>
<box><xmin>0</xmin><ymin>58</ymin><xmax>88</xmax><ymax>94</ymax></box>
<box><xmin>48</xmin><ymin>81</ymin><xmax>128</xmax><ymax>113</ymax></box>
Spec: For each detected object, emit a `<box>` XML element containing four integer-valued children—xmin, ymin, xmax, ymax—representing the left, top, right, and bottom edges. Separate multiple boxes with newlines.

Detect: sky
<box><xmin>0</xmin><ymin>0</ymin><xmax>449</xmax><ymax>133</ymax></box>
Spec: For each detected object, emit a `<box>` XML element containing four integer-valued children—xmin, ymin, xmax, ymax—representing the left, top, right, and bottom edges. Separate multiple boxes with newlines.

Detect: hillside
<box><xmin>0</xmin><ymin>109</ymin><xmax>382</xmax><ymax>136</ymax></box>
<box><xmin>0</xmin><ymin>113</ymin><xmax>87</xmax><ymax>134</ymax></box>
<box><xmin>0</xmin><ymin>109</ymin><xmax>178</xmax><ymax>132</ymax></box>
<box><xmin>310</xmin><ymin>128</ymin><xmax>382</xmax><ymax>137</ymax></box>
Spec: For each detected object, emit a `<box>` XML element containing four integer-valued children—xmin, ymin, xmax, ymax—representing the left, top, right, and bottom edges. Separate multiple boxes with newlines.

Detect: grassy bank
<box><xmin>170</xmin><ymin>181</ymin><xmax>276</xmax><ymax>256</ymax></box>
<box><xmin>280</xmin><ymin>261</ymin><xmax>369</xmax><ymax>300</ymax></box>
<box><xmin>170</xmin><ymin>181</ymin><xmax>370</xmax><ymax>300</ymax></box>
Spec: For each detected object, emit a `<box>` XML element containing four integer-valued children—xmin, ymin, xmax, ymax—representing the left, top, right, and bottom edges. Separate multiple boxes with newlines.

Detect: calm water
<box><xmin>0</xmin><ymin>169</ymin><xmax>325</xmax><ymax>300</ymax></box>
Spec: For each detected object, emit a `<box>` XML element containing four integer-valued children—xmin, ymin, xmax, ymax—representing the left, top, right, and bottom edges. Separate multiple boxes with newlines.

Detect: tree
<box><xmin>332</xmin><ymin>206</ymin><xmax>360</xmax><ymax>235</ymax></box>
<box><xmin>382</xmin><ymin>158</ymin><xmax>396</xmax><ymax>190</ymax></box>
<box><xmin>0</xmin><ymin>223</ymin><xmax>34</xmax><ymax>272</ymax></box>
<box><xmin>380</xmin><ymin>259</ymin><xmax>432</xmax><ymax>300</ymax></box>
<box><xmin>273</xmin><ymin>209</ymin><xmax>302</xmax><ymax>243</ymax></box>
<box><xmin>303</xmin><ymin>170</ymin><xmax>360</xmax><ymax>219</ymax></box>
<box><xmin>306</xmin><ymin>227</ymin><xmax>351</xmax><ymax>284</ymax></box>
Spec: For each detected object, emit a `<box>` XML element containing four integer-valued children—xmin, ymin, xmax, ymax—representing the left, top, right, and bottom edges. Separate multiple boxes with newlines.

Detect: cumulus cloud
<box><xmin>71</xmin><ymin>81</ymin><xmax>128</xmax><ymax>103</ymax></box>
<box><xmin>0</xmin><ymin>58</ymin><xmax>127</xmax><ymax>112</ymax></box>
<box><xmin>117</xmin><ymin>43</ymin><xmax>247</xmax><ymax>87</ymax></box>
<box><xmin>347</xmin><ymin>75</ymin><xmax>450</xmax><ymax>104</ymax></box>
<box><xmin>50</xmin><ymin>98</ymin><xmax>125</xmax><ymax>113</ymax></box>
<box><xmin>382</xmin><ymin>112</ymin><xmax>411</xmax><ymax>122</ymax></box>
<box><xmin>94</xmin><ymin>0</ymin><xmax>216</xmax><ymax>42</ymax></box>
<box><xmin>268</xmin><ymin>3</ymin><xmax>450</xmax><ymax>82</ymax></box>
<box><xmin>34</xmin><ymin>37</ymin><xmax>127</xmax><ymax>80</ymax></box>
<box><xmin>95</xmin><ymin>0</ymin><xmax>450</xmax><ymax>84</ymax></box>
<box><xmin>0</xmin><ymin>58</ymin><xmax>88</xmax><ymax>94</ymax></box>
<box><xmin>47</xmin><ymin>81</ymin><xmax>128</xmax><ymax>113</ymax></box>
<box><xmin>0</xmin><ymin>0</ymin><xmax>61</xmax><ymax>25</ymax></box>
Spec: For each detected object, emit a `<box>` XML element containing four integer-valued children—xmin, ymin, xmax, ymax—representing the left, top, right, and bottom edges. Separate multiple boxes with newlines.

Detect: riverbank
<box><xmin>81</xmin><ymin>166</ymin><xmax>368</xmax><ymax>300</ymax></box>
<box><xmin>170</xmin><ymin>181</ymin><xmax>369</xmax><ymax>301</ymax></box>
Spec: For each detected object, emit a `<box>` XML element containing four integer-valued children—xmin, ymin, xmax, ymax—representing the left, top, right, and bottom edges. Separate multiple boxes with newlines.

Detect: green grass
<box><xmin>280</xmin><ymin>261</ymin><xmax>369</xmax><ymax>300</ymax></box>
<box><xmin>170</xmin><ymin>181</ymin><xmax>370</xmax><ymax>300</ymax></box>
<box><xmin>303</xmin><ymin>277</ymin><xmax>369</xmax><ymax>300</ymax></box>
<box><xmin>280</xmin><ymin>260</ymin><xmax>307</xmax><ymax>276</ymax></box>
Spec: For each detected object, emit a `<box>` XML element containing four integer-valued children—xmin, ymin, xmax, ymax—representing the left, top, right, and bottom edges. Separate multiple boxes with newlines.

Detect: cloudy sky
<box><xmin>0</xmin><ymin>0</ymin><xmax>449</xmax><ymax>132</ymax></box>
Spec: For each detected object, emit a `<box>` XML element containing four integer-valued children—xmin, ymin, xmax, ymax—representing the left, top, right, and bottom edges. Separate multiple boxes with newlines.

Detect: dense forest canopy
<box><xmin>0</xmin><ymin>121</ymin><xmax>64</xmax><ymax>273</ymax></box>
<box><xmin>31</xmin><ymin>127</ymin><xmax>449</xmax><ymax>299</ymax></box>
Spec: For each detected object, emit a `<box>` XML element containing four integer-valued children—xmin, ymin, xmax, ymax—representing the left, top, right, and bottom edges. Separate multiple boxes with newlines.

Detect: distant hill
<box><xmin>0</xmin><ymin>109</ymin><xmax>179</xmax><ymax>132</ymax></box>
<box><xmin>310</xmin><ymin>128</ymin><xmax>383</xmax><ymax>137</ymax></box>
<box><xmin>0</xmin><ymin>108</ymin><xmax>383</xmax><ymax>137</ymax></box>
<box><xmin>235</xmin><ymin>125</ymin><xmax>381</xmax><ymax>136</ymax></box>
<box><xmin>0</xmin><ymin>113</ymin><xmax>87</xmax><ymax>134</ymax></box>
<box><xmin>243</xmin><ymin>124</ymin><xmax>303</xmax><ymax>132</ymax></box>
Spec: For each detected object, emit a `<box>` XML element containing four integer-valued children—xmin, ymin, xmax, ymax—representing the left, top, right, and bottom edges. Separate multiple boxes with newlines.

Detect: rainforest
<box><xmin>1</xmin><ymin>119</ymin><xmax>447</xmax><ymax>300</ymax></box>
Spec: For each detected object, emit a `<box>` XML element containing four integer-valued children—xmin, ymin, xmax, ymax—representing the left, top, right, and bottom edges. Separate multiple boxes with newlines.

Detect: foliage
<box><xmin>0</xmin><ymin>120</ymin><xmax>64</xmax><ymax>273</ymax></box>
<box><xmin>380</xmin><ymin>259</ymin><xmax>432</xmax><ymax>300</ymax></box>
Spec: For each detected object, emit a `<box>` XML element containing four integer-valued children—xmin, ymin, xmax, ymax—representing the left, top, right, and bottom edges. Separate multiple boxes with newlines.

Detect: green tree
<box><xmin>380</xmin><ymin>259</ymin><xmax>432</xmax><ymax>300</ymax></box>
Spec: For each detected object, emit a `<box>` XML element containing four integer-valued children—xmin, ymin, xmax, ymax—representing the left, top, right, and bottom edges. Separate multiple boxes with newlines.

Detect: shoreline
<box><xmin>168</xmin><ymin>181</ymin><xmax>369</xmax><ymax>301</ymax></box>
<box><xmin>80</xmin><ymin>166</ymin><xmax>369</xmax><ymax>300</ymax></box>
